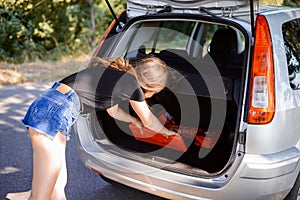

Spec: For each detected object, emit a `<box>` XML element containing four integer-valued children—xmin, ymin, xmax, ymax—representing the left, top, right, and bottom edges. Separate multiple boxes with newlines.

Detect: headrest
<box><xmin>210</xmin><ymin>28</ymin><xmax>238</xmax><ymax>62</ymax></box>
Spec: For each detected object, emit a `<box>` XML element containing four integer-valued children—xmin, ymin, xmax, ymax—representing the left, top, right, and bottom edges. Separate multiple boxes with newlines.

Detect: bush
<box><xmin>0</xmin><ymin>7</ymin><xmax>36</xmax><ymax>63</ymax></box>
<box><xmin>0</xmin><ymin>0</ymin><xmax>126</xmax><ymax>63</ymax></box>
<box><xmin>283</xmin><ymin>0</ymin><xmax>300</xmax><ymax>7</ymax></box>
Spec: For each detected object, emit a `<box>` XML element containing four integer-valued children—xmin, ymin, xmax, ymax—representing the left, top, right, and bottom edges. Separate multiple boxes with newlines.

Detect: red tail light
<box><xmin>248</xmin><ymin>15</ymin><xmax>275</xmax><ymax>124</ymax></box>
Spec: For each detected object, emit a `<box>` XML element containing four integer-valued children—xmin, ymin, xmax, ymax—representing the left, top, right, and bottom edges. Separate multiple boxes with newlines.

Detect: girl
<box><xmin>22</xmin><ymin>56</ymin><xmax>177</xmax><ymax>200</ymax></box>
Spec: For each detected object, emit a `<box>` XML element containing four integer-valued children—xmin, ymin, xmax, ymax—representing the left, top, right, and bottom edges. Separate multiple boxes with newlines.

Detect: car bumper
<box><xmin>74</xmin><ymin>117</ymin><xmax>300</xmax><ymax>200</ymax></box>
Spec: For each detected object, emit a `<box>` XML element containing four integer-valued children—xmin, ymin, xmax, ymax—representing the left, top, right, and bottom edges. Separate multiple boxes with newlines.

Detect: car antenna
<box><xmin>104</xmin><ymin>0</ymin><xmax>124</xmax><ymax>32</ymax></box>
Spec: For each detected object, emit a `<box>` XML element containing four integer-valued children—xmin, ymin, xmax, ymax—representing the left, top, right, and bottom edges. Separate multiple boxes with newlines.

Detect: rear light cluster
<box><xmin>248</xmin><ymin>15</ymin><xmax>275</xmax><ymax>124</ymax></box>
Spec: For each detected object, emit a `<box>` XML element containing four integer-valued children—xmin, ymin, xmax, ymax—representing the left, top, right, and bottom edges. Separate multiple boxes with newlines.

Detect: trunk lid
<box><xmin>127</xmin><ymin>0</ymin><xmax>260</xmax><ymax>18</ymax></box>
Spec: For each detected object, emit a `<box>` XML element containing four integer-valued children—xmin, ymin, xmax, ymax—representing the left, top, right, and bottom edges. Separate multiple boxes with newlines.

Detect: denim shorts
<box><xmin>22</xmin><ymin>82</ymin><xmax>81</xmax><ymax>140</ymax></box>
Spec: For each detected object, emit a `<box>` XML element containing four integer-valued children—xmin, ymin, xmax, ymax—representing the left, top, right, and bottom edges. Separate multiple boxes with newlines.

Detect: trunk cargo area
<box><xmin>93</xmin><ymin>80</ymin><xmax>239</xmax><ymax>174</ymax></box>
<box><xmin>91</xmin><ymin>23</ymin><xmax>245</xmax><ymax>175</ymax></box>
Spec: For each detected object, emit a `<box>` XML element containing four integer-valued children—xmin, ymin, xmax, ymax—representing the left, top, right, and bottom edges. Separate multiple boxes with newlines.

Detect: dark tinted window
<box><xmin>282</xmin><ymin>19</ymin><xmax>300</xmax><ymax>89</ymax></box>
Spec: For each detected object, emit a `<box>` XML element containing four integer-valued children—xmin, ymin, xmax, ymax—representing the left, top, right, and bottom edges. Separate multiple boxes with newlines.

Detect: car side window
<box><xmin>282</xmin><ymin>18</ymin><xmax>300</xmax><ymax>90</ymax></box>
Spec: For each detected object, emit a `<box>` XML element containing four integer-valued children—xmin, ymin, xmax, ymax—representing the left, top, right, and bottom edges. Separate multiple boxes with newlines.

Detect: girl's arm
<box><xmin>129</xmin><ymin>100</ymin><xmax>177</xmax><ymax>136</ymax></box>
<box><xmin>106</xmin><ymin>101</ymin><xmax>177</xmax><ymax>136</ymax></box>
<box><xmin>106</xmin><ymin>104</ymin><xmax>143</xmax><ymax>129</ymax></box>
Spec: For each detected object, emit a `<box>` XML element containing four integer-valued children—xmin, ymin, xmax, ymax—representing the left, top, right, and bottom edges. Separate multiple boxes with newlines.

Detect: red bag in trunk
<box><xmin>129</xmin><ymin>109</ymin><xmax>220</xmax><ymax>151</ymax></box>
<box><xmin>129</xmin><ymin>124</ymin><xmax>188</xmax><ymax>152</ymax></box>
<box><xmin>166</xmin><ymin>125</ymin><xmax>220</xmax><ymax>148</ymax></box>
<box><xmin>158</xmin><ymin>109</ymin><xmax>220</xmax><ymax>148</ymax></box>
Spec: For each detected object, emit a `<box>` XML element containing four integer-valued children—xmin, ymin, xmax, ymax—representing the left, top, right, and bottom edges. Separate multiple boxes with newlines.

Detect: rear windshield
<box><xmin>112</xmin><ymin>19</ymin><xmax>245</xmax><ymax>60</ymax></box>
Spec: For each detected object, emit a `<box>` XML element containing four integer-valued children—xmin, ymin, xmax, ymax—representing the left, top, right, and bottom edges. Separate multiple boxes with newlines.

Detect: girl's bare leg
<box><xmin>50</xmin><ymin>151</ymin><xmax>67</xmax><ymax>200</ymax></box>
<box><xmin>29</xmin><ymin>128</ymin><xmax>67</xmax><ymax>200</ymax></box>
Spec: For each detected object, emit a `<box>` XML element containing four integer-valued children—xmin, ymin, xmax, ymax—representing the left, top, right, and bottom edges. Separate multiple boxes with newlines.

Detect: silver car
<box><xmin>74</xmin><ymin>0</ymin><xmax>300</xmax><ymax>199</ymax></box>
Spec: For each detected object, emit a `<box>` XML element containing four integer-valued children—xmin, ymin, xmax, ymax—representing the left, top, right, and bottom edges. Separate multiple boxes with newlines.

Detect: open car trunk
<box><xmin>90</xmin><ymin>14</ymin><xmax>248</xmax><ymax>175</ymax></box>
<box><xmin>91</xmin><ymin>51</ymin><xmax>244</xmax><ymax>175</ymax></box>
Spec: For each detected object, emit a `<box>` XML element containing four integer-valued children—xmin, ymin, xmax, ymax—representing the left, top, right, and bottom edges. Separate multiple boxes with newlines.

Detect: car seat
<box><xmin>209</xmin><ymin>28</ymin><xmax>243</xmax><ymax>105</ymax></box>
<box><xmin>209</xmin><ymin>28</ymin><xmax>239</xmax><ymax>67</ymax></box>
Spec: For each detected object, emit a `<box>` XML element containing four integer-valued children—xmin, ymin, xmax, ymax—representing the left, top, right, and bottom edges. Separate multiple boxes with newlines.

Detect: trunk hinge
<box><xmin>238</xmin><ymin>130</ymin><xmax>246</xmax><ymax>144</ymax></box>
<box><xmin>221</xmin><ymin>7</ymin><xmax>233</xmax><ymax>18</ymax></box>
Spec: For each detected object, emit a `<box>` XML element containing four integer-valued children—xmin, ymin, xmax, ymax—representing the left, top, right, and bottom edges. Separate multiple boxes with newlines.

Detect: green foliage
<box><xmin>0</xmin><ymin>2</ymin><xmax>34</xmax><ymax>62</ymax></box>
<box><xmin>283</xmin><ymin>0</ymin><xmax>300</xmax><ymax>7</ymax></box>
<box><xmin>0</xmin><ymin>0</ymin><xmax>126</xmax><ymax>63</ymax></box>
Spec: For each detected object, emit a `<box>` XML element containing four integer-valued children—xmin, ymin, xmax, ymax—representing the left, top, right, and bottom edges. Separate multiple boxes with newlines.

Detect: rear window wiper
<box><xmin>199</xmin><ymin>7</ymin><xmax>219</xmax><ymax>18</ymax></box>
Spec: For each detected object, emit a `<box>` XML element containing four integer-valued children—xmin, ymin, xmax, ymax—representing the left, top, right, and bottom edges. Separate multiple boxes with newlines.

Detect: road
<box><xmin>0</xmin><ymin>82</ymin><xmax>165</xmax><ymax>200</ymax></box>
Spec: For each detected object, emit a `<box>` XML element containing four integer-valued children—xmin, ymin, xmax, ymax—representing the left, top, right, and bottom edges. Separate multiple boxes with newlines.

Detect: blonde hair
<box><xmin>86</xmin><ymin>57</ymin><xmax>115</xmax><ymax>68</ymax></box>
<box><xmin>87</xmin><ymin>57</ymin><xmax>134</xmax><ymax>72</ymax></box>
<box><xmin>87</xmin><ymin>56</ymin><xmax>169</xmax><ymax>92</ymax></box>
<box><xmin>134</xmin><ymin>57</ymin><xmax>168</xmax><ymax>92</ymax></box>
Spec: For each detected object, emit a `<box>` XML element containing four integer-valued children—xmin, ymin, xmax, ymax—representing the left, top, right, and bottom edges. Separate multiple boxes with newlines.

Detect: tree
<box><xmin>0</xmin><ymin>0</ymin><xmax>126</xmax><ymax>63</ymax></box>
<box><xmin>85</xmin><ymin>0</ymin><xmax>96</xmax><ymax>48</ymax></box>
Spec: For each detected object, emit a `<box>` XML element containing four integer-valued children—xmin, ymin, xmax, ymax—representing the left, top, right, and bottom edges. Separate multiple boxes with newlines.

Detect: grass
<box><xmin>0</xmin><ymin>55</ymin><xmax>90</xmax><ymax>88</ymax></box>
